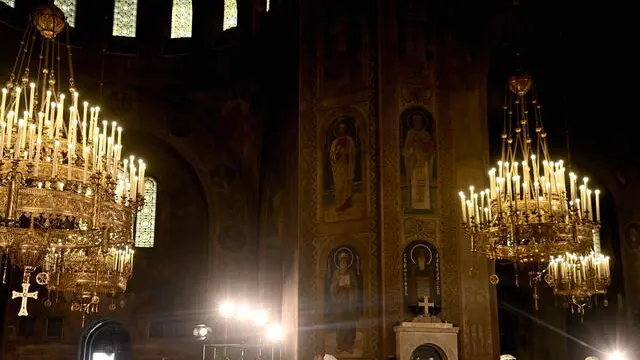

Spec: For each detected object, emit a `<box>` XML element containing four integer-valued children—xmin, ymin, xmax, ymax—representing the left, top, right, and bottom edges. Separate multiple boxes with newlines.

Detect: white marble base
<box><xmin>394</xmin><ymin>319</ymin><xmax>460</xmax><ymax>360</ymax></box>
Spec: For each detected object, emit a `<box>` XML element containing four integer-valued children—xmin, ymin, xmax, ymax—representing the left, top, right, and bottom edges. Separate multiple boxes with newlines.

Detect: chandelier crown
<box><xmin>33</xmin><ymin>3</ymin><xmax>66</xmax><ymax>39</ymax></box>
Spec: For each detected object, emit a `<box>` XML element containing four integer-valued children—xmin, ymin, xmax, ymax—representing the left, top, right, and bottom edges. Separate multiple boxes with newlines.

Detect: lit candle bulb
<box><xmin>459</xmin><ymin>192</ymin><xmax>467</xmax><ymax>223</ymax></box>
<box><xmin>595</xmin><ymin>189</ymin><xmax>601</xmax><ymax>222</ymax></box>
<box><xmin>28</xmin><ymin>83</ymin><xmax>35</xmax><ymax>119</ymax></box>
<box><xmin>0</xmin><ymin>88</ymin><xmax>7</xmax><ymax>122</ymax></box>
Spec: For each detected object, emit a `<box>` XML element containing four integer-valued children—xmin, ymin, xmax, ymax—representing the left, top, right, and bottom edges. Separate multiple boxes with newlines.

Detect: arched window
<box><xmin>0</xmin><ymin>0</ymin><xmax>15</xmax><ymax>8</ymax></box>
<box><xmin>113</xmin><ymin>0</ymin><xmax>138</xmax><ymax>37</ymax></box>
<box><xmin>135</xmin><ymin>177</ymin><xmax>157</xmax><ymax>248</ymax></box>
<box><xmin>223</xmin><ymin>0</ymin><xmax>238</xmax><ymax>31</ymax></box>
<box><xmin>266</xmin><ymin>0</ymin><xmax>270</xmax><ymax>12</ymax></box>
<box><xmin>170</xmin><ymin>0</ymin><xmax>193</xmax><ymax>38</ymax></box>
<box><xmin>54</xmin><ymin>0</ymin><xmax>77</xmax><ymax>28</ymax></box>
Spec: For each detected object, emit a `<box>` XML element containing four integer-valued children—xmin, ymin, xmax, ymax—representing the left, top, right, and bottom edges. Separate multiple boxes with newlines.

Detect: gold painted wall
<box><xmin>296</xmin><ymin>1</ymin><xmax>500</xmax><ymax>359</ymax></box>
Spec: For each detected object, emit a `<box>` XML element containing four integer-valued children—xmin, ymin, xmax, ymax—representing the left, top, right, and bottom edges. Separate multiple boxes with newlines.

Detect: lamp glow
<box><xmin>254</xmin><ymin>310</ymin><xmax>268</xmax><ymax>326</ymax></box>
<box><xmin>92</xmin><ymin>353</ymin><xmax>114</xmax><ymax>360</ymax></box>
<box><xmin>266</xmin><ymin>324</ymin><xmax>283</xmax><ymax>342</ymax></box>
<box><xmin>236</xmin><ymin>304</ymin><xmax>251</xmax><ymax>320</ymax></box>
<box><xmin>607</xmin><ymin>351</ymin><xmax>626</xmax><ymax>360</ymax></box>
<box><xmin>192</xmin><ymin>323</ymin><xmax>211</xmax><ymax>340</ymax></box>
<box><xmin>219</xmin><ymin>302</ymin><xmax>235</xmax><ymax>318</ymax></box>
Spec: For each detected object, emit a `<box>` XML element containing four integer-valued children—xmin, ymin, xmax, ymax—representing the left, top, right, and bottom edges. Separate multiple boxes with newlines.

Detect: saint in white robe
<box><xmin>403</xmin><ymin>128</ymin><xmax>435</xmax><ymax>210</ymax></box>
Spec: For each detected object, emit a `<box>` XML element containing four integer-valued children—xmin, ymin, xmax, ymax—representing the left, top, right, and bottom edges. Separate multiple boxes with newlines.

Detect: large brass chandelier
<box><xmin>0</xmin><ymin>2</ymin><xmax>144</xmax><ymax>318</ymax></box>
<box><xmin>457</xmin><ymin>73</ymin><xmax>607</xmax><ymax>308</ymax></box>
<box><xmin>459</xmin><ymin>73</ymin><xmax>598</xmax><ymax>263</ymax></box>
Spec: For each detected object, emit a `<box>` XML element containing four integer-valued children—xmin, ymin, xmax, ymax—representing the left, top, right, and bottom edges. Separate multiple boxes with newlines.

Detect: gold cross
<box><xmin>12</xmin><ymin>282</ymin><xmax>38</xmax><ymax>316</ymax></box>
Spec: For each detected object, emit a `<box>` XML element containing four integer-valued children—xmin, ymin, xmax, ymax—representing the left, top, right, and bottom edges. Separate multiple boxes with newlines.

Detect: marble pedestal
<box><xmin>394</xmin><ymin>316</ymin><xmax>460</xmax><ymax>360</ymax></box>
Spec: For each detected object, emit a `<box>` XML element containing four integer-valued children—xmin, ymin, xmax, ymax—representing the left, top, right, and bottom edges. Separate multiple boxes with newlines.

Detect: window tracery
<box><xmin>113</xmin><ymin>0</ymin><xmax>138</xmax><ymax>37</ymax></box>
<box><xmin>135</xmin><ymin>177</ymin><xmax>157</xmax><ymax>248</ymax></box>
<box><xmin>54</xmin><ymin>0</ymin><xmax>77</xmax><ymax>28</ymax></box>
<box><xmin>223</xmin><ymin>0</ymin><xmax>238</xmax><ymax>31</ymax></box>
<box><xmin>171</xmin><ymin>0</ymin><xmax>193</xmax><ymax>38</ymax></box>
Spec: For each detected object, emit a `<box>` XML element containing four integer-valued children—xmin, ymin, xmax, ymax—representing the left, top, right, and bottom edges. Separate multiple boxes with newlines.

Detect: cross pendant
<box><xmin>12</xmin><ymin>282</ymin><xmax>38</xmax><ymax>316</ymax></box>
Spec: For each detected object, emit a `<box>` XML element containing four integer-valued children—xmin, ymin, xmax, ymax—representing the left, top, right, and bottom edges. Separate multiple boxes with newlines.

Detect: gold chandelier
<box><xmin>547</xmin><ymin>230</ymin><xmax>611</xmax><ymax>314</ymax></box>
<box><xmin>458</xmin><ymin>73</ymin><xmax>599</xmax><ymax>264</ymax></box>
<box><xmin>0</xmin><ymin>2</ymin><xmax>144</xmax><ymax>318</ymax></box>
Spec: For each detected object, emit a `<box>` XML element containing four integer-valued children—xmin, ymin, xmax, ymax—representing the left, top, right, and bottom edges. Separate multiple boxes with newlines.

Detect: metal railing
<box><xmin>201</xmin><ymin>343</ymin><xmax>283</xmax><ymax>360</ymax></box>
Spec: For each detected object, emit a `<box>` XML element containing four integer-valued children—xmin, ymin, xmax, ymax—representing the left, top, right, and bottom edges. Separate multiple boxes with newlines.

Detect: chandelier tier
<box><xmin>547</xmin><ymin>229</ymin><xmax>611</xmax><ymax>314</ymax></box>
<box><xmin>458</xmin><ymin>74</ymin><xmax>600</xmax><ymax>263</ymax></box>
<box><xmin>0</xmin><ymin>2</ymin><xmax>145</xmax><ymax>317</ymax></box>
<box><xmin>548</xmin><ymin>252</ymin><xmax>610</xmax><ymax>298</ymax></box>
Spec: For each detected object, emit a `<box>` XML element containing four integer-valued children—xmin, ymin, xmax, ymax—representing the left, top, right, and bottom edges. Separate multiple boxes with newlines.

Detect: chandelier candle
<box><xmin>0</xmin><ymin>3</ymin><xmax>146</xmax><ymax>318</ymax></box>
<box><xmin>458</xmin><ymin>74</ymin><xmax>600</xmax><ymax>263</ymax></box>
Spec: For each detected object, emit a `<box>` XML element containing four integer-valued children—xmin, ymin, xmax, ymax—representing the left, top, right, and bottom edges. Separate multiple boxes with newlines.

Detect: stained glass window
<box><xmin>170</xmin><ymin>0</ymin><xmax>193</xmax><ymax>38</ymax></box>
<box><xmin>113</xmin><ymin>0</ymin><xmax>138</xmax><ymax>37</ymax></box>
<box><xmin>135</xmin><ymin>177</ymin><xmax>157</xmax><ymax>248</ymax></box>
<box><xmin>223</xmin><ymin>0</ymin><xmax>238</xmax><ymax>31</ymax></box>
<box><xmin>0</xmin><ymin>0</ymin><xmax>15</xmax><ymax>8</ymax></box>
<box><xmin>54</xmin><ymin>0</ymin><xmax>77</xmax><ymax>28</ymax></box>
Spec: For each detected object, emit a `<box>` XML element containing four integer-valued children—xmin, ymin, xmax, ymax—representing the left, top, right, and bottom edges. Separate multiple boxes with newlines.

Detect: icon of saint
<box><xmin>330</xmin><ymin>251</ymin><xmax>358</xmax><ymax>353</ymax></box>
<box><xmin>403</xmin><ymin>113</ymin><xmax>435</xmax><ymax>210</ymax></box>
<box><xmin>329</xmin><ymin>122</ymin><xmax>356</xmax><ymax>212</ymax></box>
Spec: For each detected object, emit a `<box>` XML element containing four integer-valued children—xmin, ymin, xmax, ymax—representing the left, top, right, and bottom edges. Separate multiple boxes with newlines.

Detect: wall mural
<box><xmin>625</xmin><ymin>222</ymin><xmax>640</xmax><ymax>297</ymax></box>
<box><xmin>400</xmin><ymin>107</ymin><xmax>437</xmax><ymax>214</ymax></box>
<box><xmin>323</xmin><ymin>116</ymin><xmax>364</xmax><ymax>222</ymax></box>
<box><xmin>625</xmin><ymin>222</ymin><xmax>640</xmax><ymax>251</ymax></box>
<box><xmin>322</xmin><ymin>13</ymin><xmax>364</xmax><ymax>92</ymax></box>
<box><xmin>403</xmin><ymin>240</ymin><xmax>441</xmax><ymax>314</ymax></box>
<box><xmin>324</xmin><ymin>245</ymin><xmax>364</xmax><ymax>356</ymax></box>
<box><xmin>210</xmin><ymin>164</ymin><xmax>237</xmax><ymax>192</ymax></box>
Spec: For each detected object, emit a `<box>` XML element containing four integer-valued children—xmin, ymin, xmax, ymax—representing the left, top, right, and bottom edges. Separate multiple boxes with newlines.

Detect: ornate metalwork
<box><xmin>459</xmin><ymin>74</ymin><xmax>600</xmax><ymax>263</ymax></box>
<box><xmin>170</xmin><ymin>0</ymin><xmax>193</xmax><ymax>39</ymax></box>
<box><xmin>113</xmin><ymin>0</ymin><xmax>139</xmax><ymax>37</ymax></box>
<box><xmin>457</xmin><ymin>73</ymin><xmax>609</xmax><ymax>313</ymax></box>
<box><xmin>53</xmin><ymin>0</ymin><xmax>77</xmax><ymax>28</ymax></box>
<box><xmin>223</xmin><ymin>0</ymin><xmax>237</xmax><ymax>31</ymax></box>
<box><xmin>547</xmin><ymin>251</ymin><xmax>610</xmax><ymax>314</ymax></box>
<box><xmin>0</xmin><ymin>3</ymin><xmax>145</xmax><ymax>317</ymax></box>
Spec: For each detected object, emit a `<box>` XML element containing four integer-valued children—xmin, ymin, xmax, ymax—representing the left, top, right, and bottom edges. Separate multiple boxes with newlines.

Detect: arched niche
<box><xmin>78</xmin><ymin>318</ymin><xmax>131</xmax><ymax>360</ymax></box>
<box><xmin>402</xmin><ymin>240</ymin><xmax>441</xmax><ymax>315</ymax></box>
<box><xmin>410</xmin><ymin>344</ymin><xmax>444</xmax><ymax>360</ymax></box>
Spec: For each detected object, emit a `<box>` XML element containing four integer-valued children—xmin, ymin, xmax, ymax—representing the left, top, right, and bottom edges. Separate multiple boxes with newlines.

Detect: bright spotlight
<box><xmin>266</xmin><ymin>323</ymin><xmax>283</xmax><ymax>342</ymax></box>
<box><xmin>236</xmin><ymin>304</ymin><xmax>251</xmax><ymax>320</ymax></box>
<box><xmin>193</xmin><ymin>324</ymin><xmax>211</xmax><ymax>339</ymax></box>
<box><xmin>254</xmin><ymin>310</ymin><xmax>268</xmax><ymax>326</ymax></box>
<box><xmin>92</xmin><ymin>353</ymin><xmax>114</xmax><ymax>360</ymax></box>
<box><xmin>607</xmin><ymin>351</ymin><xmax>626</xmax><ymax>360</ymax></box>
<box><xmin>219</xmin><ymin>302</ymin><xmax>235</xmax><ymax>318</ymax></box>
